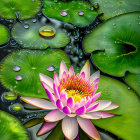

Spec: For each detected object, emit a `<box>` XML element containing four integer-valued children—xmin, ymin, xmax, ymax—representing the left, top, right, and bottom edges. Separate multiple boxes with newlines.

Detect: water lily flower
<box><xmin>21</xmin><ymin>61</ymin><xmax>119</xmax><ymax>140</ymax></box>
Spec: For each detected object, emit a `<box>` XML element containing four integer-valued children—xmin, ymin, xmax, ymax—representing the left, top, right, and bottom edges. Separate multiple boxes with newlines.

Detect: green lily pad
<box><xmin>0</xmin><ymin>24</ymin><xmax>10</xmax><ymax>46</ymax></box>
<box><xmin>125</xmin><ymin>72</ymin><xmax>140</xmax><ymax>96</ymax></box>
<box><xmin>0</xmin><ymin>49</ymin><xmax>70</xmax><ymax>98</ymax></box>
<box><xmin>84</xmin><ymin>12</ymin><xmax>140</xmax><ymax>77</ymax></box>
<box><xmin>42</xmin><ymin>0</ymin><xmax>98</xmax><ymax>27</ymax></box>
<box><xmin>91</xmin><ymin>75</ymin><xmax>140</xmax><ymax>140</ymax></box>
<box><xmin>12</xmin><ymin>19</ymin><xmax>70</xmax><ymax>49</ymax></box>
<box><xmin>0</xmin><ymin>0</ymin><xmax>42</xmax><ymax>20</ymax></box>
<box><xmin>91</xmin><ymin>0</ymin><xmax>140</xmax><ymax>20</ymax></box>
<box><xmin>0</xmin><ymin>110</ymin><xmax>29</xmax><ymax>140</ymax></box>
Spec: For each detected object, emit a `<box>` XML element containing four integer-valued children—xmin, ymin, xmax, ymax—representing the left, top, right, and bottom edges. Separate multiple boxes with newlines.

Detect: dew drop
<box><xmin>16</xmin><ymin>75</ymin><xmax>23</xmax><ymax>81</ymax></box>
<box><xmin>39</xmin><ymin>26</ymin><xmax>56</xmax><ymax>38</ymax></box>
<box><xmin>3</xmin><ymin>92</ymin><xmax>17</xmax><ymax>101</ymax></box>
<box><xmin>93</xmin><ymin>2</ymin><xmax>99</xmax><ymax>9</ymax></box>
<box><xmin>10</xmin><ymin>103</ymin><xmax>23</xmax><ymax>111</ymax></box>
<box><xmin>78</xmin><ymin>11</ymin><xmax>84</xmax><ymax>16</ymax></box>
<box><xmin>61</xmin><ymin>11</ymin><xmax>68</xmax><ymax>17</ymax></box>
<box><xmin>13</xmin><ymin>65</ymin><xmax>21</xmax><ymax>72</ymax></box>
<box><xmin>24</xmin><ymin>24</ymin><xmax>29</xmax><ymax>29</ymax></box>
<box><xmin>47</xmin><ymin>65</ymin><xmax>55</xmax><ymax>71</ymax></box>
<box><xmin>32</xmin><ymin>18</ymin><xmax>37</xmax><ymax>23</ymax></box>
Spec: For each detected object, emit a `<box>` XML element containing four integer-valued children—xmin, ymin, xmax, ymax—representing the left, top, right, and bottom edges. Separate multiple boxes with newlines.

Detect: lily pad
<box><xmin>0</xmin><ymin>24</ymin><xmax>10</xmax><ymax>46</ymax></box>
<box><xmin>0</xmin><ymin>110</ymin><xmax>29</xmax><ymax>140</ymax></box>
<box><xmin>0</xmin><ymin>0</ymin><xmax>42</xmax><ymax>20</ymax></box>
<box><xmin>12</xmin><ymin>19</ymin><xmax>70</xmax><ymax>49</ymax></box>
<box><xmin>42</xmin><ymin>0</ymin><xmax>98</xmax><ymax>27</ymax></box>
<box><xmin>0</xmin><ymin>49</ymin><xmax>70</xmax><ymax>98</ymax></box>
<box><xmin>91</xmin><ymin>75</ymin><xmax>140</xmax><ymax>140</ymax></box>
<box><xmin>91</xmin><ymin>0</ymin><xmax>140</xmax><ymax>20</ymax></box>
<box><xmin>125</xmin><ymin>72</ymin><xmax>140</xmax><ymax>96</ymax></box>
<box><xmin>84</xmin><ymin>12</ymin><xmax>140</xmax><ymax>77</ymax></box>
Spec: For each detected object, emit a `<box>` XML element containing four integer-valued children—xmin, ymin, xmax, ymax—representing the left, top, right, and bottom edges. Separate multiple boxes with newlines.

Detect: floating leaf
<box><xmin>91</xmin><ymin>75</ymin><xmax>140</xmax><ymax>140</ymax></box>
<box><xmin>91</xmin><ymin>0</ymin><xmax>140</xmax><ymax>20</ymax></box>
<box><xmin>0</xmin><ymin>0</ymin><xmax>42</xmax><ymax>20</ymax></box>
<box><xmin>0</xmin><ymin>49</ymin><xmax>70</xmax><ymax>98</ymax></box>
<box><xmin>84</xmin><ymin>12</ymin><xmax>140</xmax><ymax>77</ymax></box>
<box><xmin>0</xmin><ymin>24</ymin><xmax>10</xmax><ymax>46</ymax></box>
<box><xmin>42</xmin><ymin>0</ymin><xmax>98</xmax><ymax>27</ymax></box>
<box><xmin>12</xmin><ymin>19</ymin><xmax>70</xmax><ymax>49</ymax></box>
<box><xmin>125</xmin><ymin>72</ymin><xmax>140</xmax><ymax>96</ymax></box>
<box><xmin>0</xmin><ymin>110</ymin><xmax>29</xmax><ymax>140</ymax></box>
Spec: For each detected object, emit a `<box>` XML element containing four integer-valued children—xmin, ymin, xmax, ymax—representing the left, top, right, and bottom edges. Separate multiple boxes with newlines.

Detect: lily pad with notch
<box><xmin>0</xmin><ymin>110</ymin><xmax>29</xmax><ymax>140</ymax></box>
<box><xmin>125</xmin><ymin>72</ymin><xmax>140</xmax><ymax>96</ymax></box>
<box><xmin>0</xmin><ymin>24</ymin><xmax>10</xmax><ymax>46</ymax></box>
<box><xmin>91</xmin><ymin>75</ymin><xmax>140</xmax><ymax>140</ymax></box>
<box><xmin>0</xmin><ymin>0</ymin><xmax>42</xmax><ymax>20</ymax></box>
<box><xmin>42</xmin><ymin>0</ymin><xmax>98</xmax><ymax>27</ymax></box>
<box><xmin>12</xmin><ymin>19</ymin><xmax>70</xmax><ymax>49</ymax></box>
<box><xmin>90</xmin><ymin>0</ymin><xmax>140</xmax><ymax>20</ymax></box>
<box><xmin>0</xmin><ymin>49</ymin><xmax>70</xmax><ymax>98</ymax></box>
<box><xmin>84</xmin><ymin>12</ymin><xmax>140</xmax><ymax>77</ymax></box>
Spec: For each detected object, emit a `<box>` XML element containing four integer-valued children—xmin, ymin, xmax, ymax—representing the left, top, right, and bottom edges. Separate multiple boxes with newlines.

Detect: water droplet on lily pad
<box><xmin>78</xmin><ymin>11</ymin><xmax>84</xmax><ymax>16</ymax></box>
<box><xmin>24</xmin><ymin>24</ymin><xmax>29</xmax><ymax>29</ymax></box>
<box><xmin>61</xmin><ymin>11</ymin><xmax>68</xmax><ymax>17</ymax></box>
<box><xmin>32</xmin><ymin>18</ymin><xmax>37</xmax><ymax>23</ymax></box>
<box><xmin>47</xmin><ymin>65</ymin><xmax>55</xmax><ymax>71</ymax></box>
<box><xmin>39</xmin><ymin>26</ymin><xmax>56</xmax><ymax>38</ymax></box>
<box><xmin>3</xmin><ymin>92</ymin><xmax>17</xmax><ymax>101</ymax></box>
<box><xmin>10</xmin><ymin>103</ymin><xmax>23</xmax><ymax>111</ymax></box>
<box><xmin>16</xmin><ymin>75</ymin><xmax>23</xmax><ymax>81</ymax></box>
<box><xmin>93</xmin><ymin>2</ymin><xmax>99</xmax><ymax>9</ymax></box>
<box><xmin>13</xmin><ymin>65</ymin><xmax>21</xmax><ymax>72</ymax></box>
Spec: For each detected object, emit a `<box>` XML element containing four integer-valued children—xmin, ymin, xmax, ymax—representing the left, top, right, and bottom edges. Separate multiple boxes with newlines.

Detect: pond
<box><xmin>0</xmin><ymin>0</ymin><xmax>140</xmax><ymax>140</ymax></box>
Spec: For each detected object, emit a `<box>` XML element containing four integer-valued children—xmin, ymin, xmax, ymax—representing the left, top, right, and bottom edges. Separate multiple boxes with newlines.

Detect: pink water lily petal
<box><xmin>90</xmin><ymin>71</ymin><xmax>100</xmax><ymax>83</ymax></box>
<box><xmin>68</xmin><ymin>114</ymin><xmax>76</xmax><ymax>117</ymax></box>
<box><xmin>91</xmin><ymin>92</ymin><xmax>101</xmax><ymax>104</ymax></box>
<box><xmin>80</xmin><ymin>72</ymin><xmax>85</xmax><ymax>79</ymax></box>
<box><xmin>69</xmin><ymin>65</ymin><xmax>75</xmax><ymax>77</ymax></box>
<box><xmin>38</xmin><ymin>122</ymin><xmax>57</xmax><ymax>135</ymax></box>
<box><xmin>62</xmin><ymin>116</ymin><xmax>78</xmax><ymax>140</ymax></box>
<box><xmin>67</xmin><ymin>97</ymin><xmax>75</xmax><ymax>109</ymax></box>
<box><xmin>90</xmin><ymin>100</ymin><xmax>112</xmax><ymax>112</ymax></box>
<box><xmin>20</xmin><ymin>97</ymin><xmax>57</xmax><ymax>110</ymax></box>
<box><xmin>59</xmin><ymin>61</ymin><xmax>68</xmax><ymax>80</ymax></box>
<box><xmin>39</xmin><ymin>73</ymin><xmax>53</xmax><ymax>89</ymax></box>
<box><xmin>75</xmin><ymin>106</ymin><xmax>86</xmax><ymax>115</ymax></box>
<box><xmin>103</xmin><ymin>103</ymin><xmax>119</xmax><ymax>111</ymax></box>
<box><xmin>85</xmin><ymin>99</ymin><xmax>91</xmax><ymax>108</ymax></box>
<box><xmin>80</xmin><ymin>60</ymin><xmax>90</xmax><ymax>80</ymax></box>
<box><xmin>56</xmin><ymin>99</ymin><xmax>64</xmax><ymax>110</ymax></box>
<box><xmin>53</xmin><ymin>83</ymin><xmax>60</xmax><ymax>99</ymax></box>
<box><xmin>73</xmin><ymin>102</ymin><xmax>80</xmax><ymax>111</ymax></box>
<box><xmin>77</xmin><ymin>117</ymin><xmax>101</xmax><ymax>140</ymax></box>
<box><xmin>60</xmin><ymin>91</ymin><xmax>68</xmax><ymax>105</ymax></box>
<box><xmin>44</xmin><ymin>109</ymin><xmax>66</xmax><ymax>122</ymax></box>
<box><xmin>54</xmin><ymin>72</ymin><xmax>60</xmax><ymax>88</ymax></box>
<box><xmin>42</xmin><ymin>81</ymin><xmax>55</xmax><ymax>104</ymax></box>
<box><xmin>86</xmin><ymin>103</ymin><xmax>99</xmax><ymax>112</ymax></box>
<box><xmin>63</xmin><ymin>106</ymin><xmax>71</xmax><ymax>114</ymax></box>
<box><xmin>80</xmin><ymin>111</ymin><xmax>115</xmax><ymax>119</ymax></box>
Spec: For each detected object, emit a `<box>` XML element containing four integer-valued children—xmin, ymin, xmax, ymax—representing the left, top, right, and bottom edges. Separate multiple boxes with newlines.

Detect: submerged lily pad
<box><xmin>42</xmin><ymin>0</ymin><xmax>98</xmax><ymax>27</ymax></box>
<box><xmin>12</xmin><ymin>19</ymin><xmax>70</xmax><ymax>49</ymax></box>
<box><xmin>0</xmin><ymin>24</ymin><xmax>10</xmax><ymax>46</ymax></box>
<box><xmin>125</xmin><ymin>72</ymin><xmax>140</xmax><ymax>96</ymax></box>
<box><xmin>0</xmin><ymin>110</ymin><xmax>29</xmax><ymax>140</ymax></box>
<box><xmin>84</xmin><ymin>12</ymin><xmax>140</xmax><ymax>77</ymax></box>
<box><xmin>91</xmin><ymin>0</ymin><xmax>140</xmax><ymax>20</ymax></box>
<box><xmin>91</xmin><ymin>75</ymin><xmax>140</xmax><ymax>140</ymax></box>
<box><xmin>0</xmin><ymin>49</ymin><xmax>70</xmax><ymax>98</ymax></box>
<box><xmin>0</xmin><ymin>0</ymin><xmax>42</xmax><ymax>20</ymax></box>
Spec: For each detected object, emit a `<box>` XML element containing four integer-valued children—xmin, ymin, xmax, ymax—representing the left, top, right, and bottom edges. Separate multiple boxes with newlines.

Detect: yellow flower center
<box><xmin>66</xmin><ymin>89</ymin><xmax>83</xmax><ymax>103</ymax></box>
